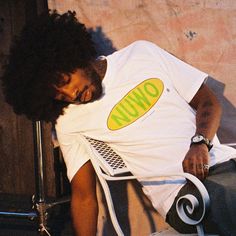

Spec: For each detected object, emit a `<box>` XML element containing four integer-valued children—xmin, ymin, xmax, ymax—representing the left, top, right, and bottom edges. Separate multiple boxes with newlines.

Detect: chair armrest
<box><xmin>222</xmin><ymin>142</ymin><xmax>236</xmax><ymax>148</ymax></box>
<box><xmin>174</xmin><ymin>173</ymin><xmax>210</xmax><ymax>227</ymax></box>
<box><xmin>98</xmin><ymin>168</ymin><xmax>210</xmax><ymax>228</ymax></box>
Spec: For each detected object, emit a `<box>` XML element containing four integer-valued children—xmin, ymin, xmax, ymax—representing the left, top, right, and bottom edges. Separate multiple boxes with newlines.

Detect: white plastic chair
<box><xmin>80</xmin><ymin>136</ymin><xmax>211</xmax><ymax>236</ymax></box>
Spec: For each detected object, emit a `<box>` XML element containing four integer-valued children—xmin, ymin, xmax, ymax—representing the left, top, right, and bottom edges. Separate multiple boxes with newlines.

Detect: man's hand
<box><xmin>182</xmin><ymin>144</ymin><xmax>210</xmax><ymax>180</ymax></box>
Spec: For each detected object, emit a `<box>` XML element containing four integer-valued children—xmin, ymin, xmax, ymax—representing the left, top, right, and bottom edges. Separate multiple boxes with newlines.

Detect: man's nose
<box><xmin>64</xmin><ymin>89</ymin><xmax>78</xmax><ymax>101</ymax></box>
<box><xmin>70</xmin><ymin>89</ymin><xmax>79</xmax><ymax>101</ymax></box>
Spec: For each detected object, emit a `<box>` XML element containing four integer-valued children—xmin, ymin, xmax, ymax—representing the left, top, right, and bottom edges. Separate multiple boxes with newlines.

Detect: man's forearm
<box><xmin>190</xmin><ymin>84</ymin><xmax>222</xmax><ymax>140</ymax></box>
<box><xmin>183</xmin><ymin>84</ymin><xmax>222</xmax><ymax>180</ymax></box>
<box><xmin>70</xmin><ymin>161</ymin><xmax>98</xmax><ymax>236</ymax></box>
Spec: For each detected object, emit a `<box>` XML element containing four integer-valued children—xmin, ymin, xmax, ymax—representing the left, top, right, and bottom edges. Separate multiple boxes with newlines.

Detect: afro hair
<box><xmin>1</xmin><ymin>10</ymin><xmax>97</xmax><ymax>122</ymax></box>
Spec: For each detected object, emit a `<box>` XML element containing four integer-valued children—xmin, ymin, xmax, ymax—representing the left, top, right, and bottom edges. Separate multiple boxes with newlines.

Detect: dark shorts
<box><xmin>166</xmin><ymin>159</ymin><xmax>236</xmax><ymax>236</ymax></box>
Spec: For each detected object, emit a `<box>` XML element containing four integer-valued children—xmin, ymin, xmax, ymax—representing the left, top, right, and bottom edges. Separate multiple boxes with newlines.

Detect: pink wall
<box><xmin>48</xmin><ymin>0</ymin><xmax>236</xmax><ymax>143</ymax></box>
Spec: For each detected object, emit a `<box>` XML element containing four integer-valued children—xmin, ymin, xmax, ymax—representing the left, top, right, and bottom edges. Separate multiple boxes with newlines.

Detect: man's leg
<box><xmin>166</xmin><ymin>159</ymin><xmax>236</xmax><ymax>236</ymax></box>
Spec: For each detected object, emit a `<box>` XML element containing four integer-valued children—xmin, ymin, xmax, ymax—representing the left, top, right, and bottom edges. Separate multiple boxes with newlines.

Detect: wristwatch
<box><xmin>190</xmin><ymin>134</ymin><xmax>213</xmax><ymax>151</ymax></box>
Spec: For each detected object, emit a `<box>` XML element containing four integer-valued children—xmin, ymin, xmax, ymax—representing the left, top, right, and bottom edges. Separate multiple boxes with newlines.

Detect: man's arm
<box><xmin>182</xmin><ymin>83</ymin><xmax>222</xmax><ymax>180</ymax></box>
<box><xmin>71</xmin><ymin>161</ymin><xmax>98</xmax><ymax>236</ymax></box>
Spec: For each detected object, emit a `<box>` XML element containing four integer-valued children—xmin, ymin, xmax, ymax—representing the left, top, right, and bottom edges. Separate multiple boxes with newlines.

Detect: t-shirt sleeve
<box><xmin>56</xmin><ymin>130</ymin><xmax>90</xmax><ymax>182</ymax></box>
<box><xmin>142</xmin><ymin>40</ymin><xmax>208</xmax><ymax>103</ymax></box>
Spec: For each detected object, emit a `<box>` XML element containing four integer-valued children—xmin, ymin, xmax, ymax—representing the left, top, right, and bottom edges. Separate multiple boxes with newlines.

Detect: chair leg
<box><xmin>93</xmin><ymin>166</ymin><xmax>124</xmax><ymax>236</ymax></box>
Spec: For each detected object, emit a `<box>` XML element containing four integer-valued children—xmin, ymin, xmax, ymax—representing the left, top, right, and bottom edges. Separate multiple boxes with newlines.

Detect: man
<box><xmin>2</xmin><ymin>10</ymin><xmax>236</xmax><ymax>236</ymax></box>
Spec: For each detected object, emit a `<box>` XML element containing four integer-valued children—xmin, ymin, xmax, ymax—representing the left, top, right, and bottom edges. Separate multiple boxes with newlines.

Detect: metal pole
<box><xmin>34</xmin><ymin>121</ymin><xmax>45</xmax><ymax>202</ymax></box>
<box><xmin>33</xmin><ymin>121</ymin><xmax>50</xmax><ymax>235</ymax></box>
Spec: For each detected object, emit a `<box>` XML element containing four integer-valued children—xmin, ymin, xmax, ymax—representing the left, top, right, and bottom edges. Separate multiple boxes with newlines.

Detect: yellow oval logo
<box><xmin>107</xmin><ymin>78</ymin><xmax>164</xmax><ymax>130</ymax></box>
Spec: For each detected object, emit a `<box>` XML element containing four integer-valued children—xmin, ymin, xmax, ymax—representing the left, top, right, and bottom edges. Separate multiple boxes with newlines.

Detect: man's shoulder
<box><xmin>109</xmin><ymin>40</ymin><xmax>159</xmax><ymax>62</ymax></box>
<box><xmin>120</xmin><ymin>40</ymin><xmax>158</xmax><ymax>52</ymax></box>
<box><xmin>55</xmin><ymin>104</ymin><xmax>81</xmax><ymax>133</ymax></box>
<box><xmin>128</xmin><ymin>40</ymin><xmax>155</xmax><ymax>47</ymax></box>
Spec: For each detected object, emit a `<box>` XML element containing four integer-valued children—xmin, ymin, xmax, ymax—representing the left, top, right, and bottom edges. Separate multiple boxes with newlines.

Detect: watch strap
<box><xmin>190</xmin><ymin>134</ymin><xmax>213</xmax><ymax>151</ymax></box>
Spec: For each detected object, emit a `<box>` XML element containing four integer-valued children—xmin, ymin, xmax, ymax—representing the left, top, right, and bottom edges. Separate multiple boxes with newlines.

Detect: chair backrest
<box><xmin>85</xmin><ymin>136</ymin><xmax>129</xmax><ymax>176</ymax></box>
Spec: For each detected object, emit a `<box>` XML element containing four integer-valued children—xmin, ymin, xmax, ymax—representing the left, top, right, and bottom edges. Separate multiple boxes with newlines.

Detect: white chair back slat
<box><xmin>85</xmin><ymin>137</ymin><xmax>129</xmax><ymax>176</ymax></box>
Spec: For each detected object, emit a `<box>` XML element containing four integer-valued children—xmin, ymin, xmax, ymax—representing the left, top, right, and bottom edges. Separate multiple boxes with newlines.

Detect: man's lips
<box><xmin>73</xmin><ymin>85</ymin><xmax>92</xmax><ymax>103</ymax></box>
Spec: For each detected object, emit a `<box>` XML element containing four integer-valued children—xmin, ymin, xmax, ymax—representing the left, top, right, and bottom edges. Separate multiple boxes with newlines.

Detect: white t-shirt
<box><xmin>56</xmin><ymin>40</ymin><xmax>236</xmax><ymax>217</ymax></box>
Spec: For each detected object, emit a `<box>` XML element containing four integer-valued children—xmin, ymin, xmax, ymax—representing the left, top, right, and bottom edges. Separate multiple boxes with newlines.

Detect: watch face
<box><xmin>192</xmin><ymin>135</ymin><xmax>204</xmax><ymax>142</ymax></box>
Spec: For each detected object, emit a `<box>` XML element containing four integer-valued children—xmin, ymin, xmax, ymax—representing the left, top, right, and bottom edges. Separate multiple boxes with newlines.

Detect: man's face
<box><xmin>54</xmin><ymin>67</ymin><xmax>103</xmax><ymax>104</ymax></box>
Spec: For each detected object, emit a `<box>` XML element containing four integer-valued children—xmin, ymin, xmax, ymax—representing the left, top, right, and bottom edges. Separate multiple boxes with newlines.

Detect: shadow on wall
<box><xmin>206</xmin><ymin>77</ymin><xmax>236</xmax><ymax>144</ymax></box>
<box><xmin>88</xmin><ymin>26</ymin><xmax>117</xmax><ymax>56</ymax></box>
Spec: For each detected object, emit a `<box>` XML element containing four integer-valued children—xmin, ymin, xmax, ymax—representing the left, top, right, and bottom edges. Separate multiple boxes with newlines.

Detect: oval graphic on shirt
<box><xmin>107</xmin><ymin>78</ymin><xmax>164</xmax><ymax>130</ymax></box>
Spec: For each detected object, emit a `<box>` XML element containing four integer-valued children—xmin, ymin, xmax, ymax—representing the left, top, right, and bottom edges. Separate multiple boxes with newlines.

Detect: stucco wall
<box><xmin>47</xmin><ymin>1</ymin><xmax>236</xmax><ymax>235</ymax></box>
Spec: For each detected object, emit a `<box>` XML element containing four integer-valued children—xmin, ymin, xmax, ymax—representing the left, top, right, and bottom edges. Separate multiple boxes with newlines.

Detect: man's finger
<box><xmin>183</xmin><ymin>161</ymin><xmax>197</xmax><ymax>177</ymax></box>
<box><xmin>203</xmin><ymin>164</ymin><xmax>210</xmax><ymax>178</ymax></box>
<box><xmin>196</xmin><ymin>163</ymin><xmax>210</xmax><ymax>180</ymax></box>
<box><xmin>195</xmin><ymin>163</ymin><xmax>203</xmax><ymax>180</ymax></box>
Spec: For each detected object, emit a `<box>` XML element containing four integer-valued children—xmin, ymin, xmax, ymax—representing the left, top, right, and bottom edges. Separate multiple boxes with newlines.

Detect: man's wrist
<box><xmin>190</xmin><ymin>134</ymin><xmax>213</xmax><ymax>151</ymax></box>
